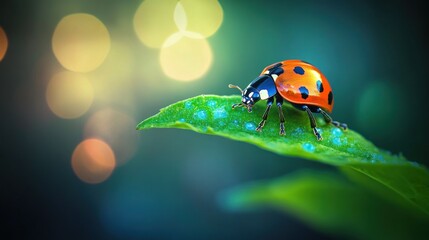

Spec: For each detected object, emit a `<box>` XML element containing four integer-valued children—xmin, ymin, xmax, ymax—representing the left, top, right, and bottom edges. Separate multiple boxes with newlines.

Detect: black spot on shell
<box><xmin>294</xmin><ymin>66</ymin><xmax>305</xmax><ymax>75</ymax></box>
<box><xmin>267</xmin><ymin>62</ymin><xmax>282</xmax><ymax>71</ymax></box>
<box><xmin>316</xmin><ymin>80</ymin><xmax>324</xmax><ymax>93</ymax></box>
<box><xmin>328</xmin><ymin>91</ymin><xmax>333</xmax><ymax>105</ymax></box>
<box><xmin>299</xmin><ymin>86</ymin><xmax>309</xmax><ymax>99</ymax></box>
<box><xmin>270</xmin><ymin>67</ymin><xmax>284</xmax><ymax>75</ymax></box>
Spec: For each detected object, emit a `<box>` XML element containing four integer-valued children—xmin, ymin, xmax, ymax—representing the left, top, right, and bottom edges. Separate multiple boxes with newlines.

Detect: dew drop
<box><xmin>302</xmin><ymin>142</ymin><xmax>316</xmax><ymax>152</ymax></box>
<box><xmin>207</xmin><ymin>100</ymin><xmax>216</xmax><ymax>108</ymax></box>
<box><xmin>292</xmin><ymin>127</ymin><xmax>304</xmax><ymax>136</ymax></box>
<box><xmin>332</xmin><ymin>137</ymin><xmax>342</xmax><ymax>146</ymax></box>
<box><xmin>244</xmin><ymin>122</ymin><xmax>256</xmax><ymax>131</ymax></box>
<box><xmin>213</xmin><ymin>108</ymin><xmax>227</xmax><ymax>119</ymax></box>
<box><xmin>370</xmin><ymin>153</ymin><xmax>384</xmax><ymax>163</ymax></box>
<box><xmin>178</xmin><ymin>118</ymin><xmax>186</xmax><ymax>123</ymax></box>
<box><xmin>231</xmin><ymin>119</ymin><xmax>239</xmax><ymax>127</ymax></box>
<box><xmin>411</xmin><ymin>161</ymin><xmax>420</xmax><ymax>167</ymax></box>
<box><xmin>184</xmin><ymin>101</ymin><xmax>192</xmax><ymax>109</ymax></box>
<box><xmin>331</xmin><ymin>128</ymin><xmax>343</xmax><ymax>137</ymax></box>
<box><xmin>194</xmin><ymin>110</ymin><xmax>207</xmax><ymax>120</ymax></box>
<box><xmin>347</xmin><ymin>147</ymin><xmax>356</xmax><ymax>153</ymax></box>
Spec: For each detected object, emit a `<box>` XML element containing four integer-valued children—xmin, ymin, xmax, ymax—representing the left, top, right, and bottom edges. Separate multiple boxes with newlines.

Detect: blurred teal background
<box><xmin>1</xmin><ymin>0</ymin><xmax>428</xmax><ymax>239</ymax></box>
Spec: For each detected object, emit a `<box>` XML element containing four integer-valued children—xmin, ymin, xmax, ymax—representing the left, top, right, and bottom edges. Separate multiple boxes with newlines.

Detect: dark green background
<box><xmin>1</xmin><ymin>0</ymin><xmax>428</xmax><ymax>239</ymax></box>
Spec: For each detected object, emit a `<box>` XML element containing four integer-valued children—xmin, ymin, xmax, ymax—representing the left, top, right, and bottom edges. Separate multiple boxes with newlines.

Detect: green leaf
<box><xmin>342</xmin><ymin>164</ymin><xmax>429</xmax><ymax>216</ymax></box>
<box><xmin>219</xmin><ymin>171</ymin><xmax>428</xmax><ymax>240</ymax></box>
<box><xmin>137</xmin><ymin>95</ymin><xmax>405</xmax><ymax>165</ymax></box>
<box><xmin>136</xmin><ymin>95</ymin><xmax>429</xmax><ymax>215</ymax></box>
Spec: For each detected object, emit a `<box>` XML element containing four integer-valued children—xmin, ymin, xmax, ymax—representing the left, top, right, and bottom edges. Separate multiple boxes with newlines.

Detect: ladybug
<box><xmin>229</xmin><ymin>59</ymin><xmax>347</xmax><ymax>141</ymax></box>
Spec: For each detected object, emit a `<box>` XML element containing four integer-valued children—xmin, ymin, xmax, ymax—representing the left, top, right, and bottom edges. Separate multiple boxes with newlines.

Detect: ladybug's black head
<box><xmin>228</xmin><ymin>84</ymin><xmax>261</xmax><ymax>112</ymax></box>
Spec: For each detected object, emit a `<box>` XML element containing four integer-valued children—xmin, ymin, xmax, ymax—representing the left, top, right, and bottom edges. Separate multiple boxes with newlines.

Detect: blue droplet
<box><xmin>293</xmin><ymin>66</ymin><xmax>305</xmax><ymax>75</ymax></box>
<box><xmin>194</xmin><ymin>110</ymin><xmax>207</xmax><ymax>120</ymax></box>
<box><xmin>207</xmin><ymin>100</ymin><xmax>216</xmax><ymax>108</ymax></box>
<box><xmin>292</xmin><ymin>127</ymin><xmax>304</xmax><ymax>136</ymax></box>
<box><xmin>231</xmin><ymin>119</ymin><xmax>239</xmax><ymax>127</ymax></box>
<box><xmin>213</xmin><ymin>108</ymin><xmax>227</xmax><ymax>119</ymax></box>
<box><xmin>244</xmin><ymin>122</ymin><xmax>256</xmax><ymax>131</ymax></box>
<box><xmin>331</xmin><ymin>128</ymin><xmax>343</xmax><ymax>137</ymax></box>
<box><xmin>411</xmin><ymin>161</ymin><xmax>420</xmax><ymax>167</ymax></box>
<box><xmin>370</xmin><ymin>153</ymin><xmax>384</xmax><ymax>163</ymax></box>
<box><xmin>332</xmin><ymin>137</ymin><xmax>342</xmax><ymax>146</ymax></box>
<box><xmin>347</xmin><ymin>147</ymin><xmax>356</xmax><ymax>153</ymax></box>
<box><xmin>178</xmin><ymin>118</ymin><xmax>185</xmax><ymax>123</ymax></box>
<box><xmin>184</xmin><ymin>101</ymin><xmax>192</xmax><ymax>109</ymax></box>
<box><xmin>302</xmin><ymin>143</ymin><xmax>315</xmax><ymax>152</ymax></box>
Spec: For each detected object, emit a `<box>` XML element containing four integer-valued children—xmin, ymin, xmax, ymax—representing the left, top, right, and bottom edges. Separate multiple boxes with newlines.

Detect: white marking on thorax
<box><xmin>271</xmin><ymin>74</ymin><xmax>278</xmax><ymax>82</ymax></box>
<box><xmin>259</xmin><ymin>89</ymin><xmax>269</xmax><ymax>100</ymax></box>
<box><xmin>248</xmin><ymin>92</ymin><xmax>254</xmax><ymax>98</ymax></box>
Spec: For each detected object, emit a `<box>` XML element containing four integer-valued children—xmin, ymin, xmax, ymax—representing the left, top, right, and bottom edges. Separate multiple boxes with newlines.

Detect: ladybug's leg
<box><xmin>276</xmin><ymin>95</ymin><xmax>286</xmax><ymax>135</ymax></box>
<box><xmin>316</xmin><ymin>108</ymin><xmax>348</xmax><ymax>130</ymax></box>
<box><xmin>303</xmin><ymin>105</ymin><xmax>322</xmax><ymax>141</ymax></box>
<box><xmin>256</xmin><ymin>97</ymin><xmax>274</xmax><ymax>132</ymax></box>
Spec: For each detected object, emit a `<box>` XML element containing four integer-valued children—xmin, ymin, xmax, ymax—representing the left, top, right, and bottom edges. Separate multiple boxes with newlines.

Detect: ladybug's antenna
<box><xmin>228</xmin><ymin>84</ymin><xmax>243</xmax><ymax>94</ymax></box>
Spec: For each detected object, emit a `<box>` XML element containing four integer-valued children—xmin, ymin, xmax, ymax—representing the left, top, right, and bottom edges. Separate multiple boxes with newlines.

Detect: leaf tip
<box><xmin>136</xmin><ymin>120</ymin><xmax>147</xmax><ymax>130</ymax></box>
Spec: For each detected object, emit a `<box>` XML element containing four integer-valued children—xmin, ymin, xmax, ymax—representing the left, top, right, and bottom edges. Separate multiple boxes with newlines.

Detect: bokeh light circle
<box><xmin>174</xmin><ymin>2</ymin><xmax>187</xmax><ymax>32</ymax></box>
<box><xmin>72</xmin><ymin>138</ymin><xmax>116</xmax><ymax>184</ymax></box>
<box><xmin>46</xmin><ymin>71</ymin><xmax>94</xmax><ymax>119</ymax></box>
<box><xmin>0</xmin><ymin>26</ymin><xmax>8</xmax><ymax>61</ymax></box>
<box><xmin>84</xmin><ymin>108</ymin><xmax>138</xmax><ymax>166</ymax></box>
<box><xmin>160</xmin><ymin>33</ymin><xmax>212</xmax><ymax>81</ymax></box>
<box><xmin>90</xmin><ymin>41</ymin><xmax>135</xmax><ymax>106</ymax></box>
<box><xmin>179</xmin><ymin>0</ymin><xmax>223</xmax><ymax>38</ymax></box>
<box><xmin>52</xmin><ymin>13</ymin><xmax>111</xmax><ymax>72</ymax></box>
<box><xmin>133</xmin><ymin>0</ymin><xmax>178</xmax><ymax>48</ymax></box>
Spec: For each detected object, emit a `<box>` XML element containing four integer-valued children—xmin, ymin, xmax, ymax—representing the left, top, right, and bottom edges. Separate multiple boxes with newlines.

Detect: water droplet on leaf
<box><xmin>244</xmin><ymin>122</ymin><xmax>255</xmax><ymax>131</ymax></box>
<box><xmin>213</xmin><ymin>108</ymin><xmax>227</xmax><ymax>119</ymax></box>
<box><xmin>194</xmin><ymin>110</ymin><xmax>207</xmax><ymax>120</ymax></box>
<box><xmin>302</xmin><ymin>143</ymin><xmax>316</xmax><ymax>152</ymax></box>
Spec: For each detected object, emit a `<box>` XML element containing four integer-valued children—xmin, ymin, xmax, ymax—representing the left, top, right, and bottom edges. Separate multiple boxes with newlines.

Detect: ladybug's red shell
<box><xmin>260</xmin><ymin>60</ymin><xmax>334</xmax><ymax>113</ymax></box>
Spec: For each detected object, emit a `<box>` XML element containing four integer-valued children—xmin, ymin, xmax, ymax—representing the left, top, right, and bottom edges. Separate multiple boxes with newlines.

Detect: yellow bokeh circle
<box><xmin>71</xmin><ymin>138</ymin><xmax>116</xmax><ymax>184</ymax></box>
<box><xmin>134</xmin><ymin>0</ymin><xmax>223</xmax><ymax>48</ymax></box>
<box><xmin>46</xmin><ymin>71</ymin><xmax>94</xmax><ymax>119</ymax></box>
<box><xmin>133</xmin><ymin>0</ymin><xmax>178</xmax><ymax>48</ymax></box>
<box><xmin>90</xmin><ymin>41</ymin><xmax>135</xmax><ymax>106</ymax></box>
<box><xmin>179</xmin><ymin>0</ymin><xmax>223</xmax><ymax>38</ymax></box>
<box><xmin>52</xmin><ymin>13</ymin><xmax>111</xmax><ymax>72</ymax></box>
<box><xmin>160</xmin><ymin>32</ymin><xmax>212</xmax><ymax>81</ymax></box>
